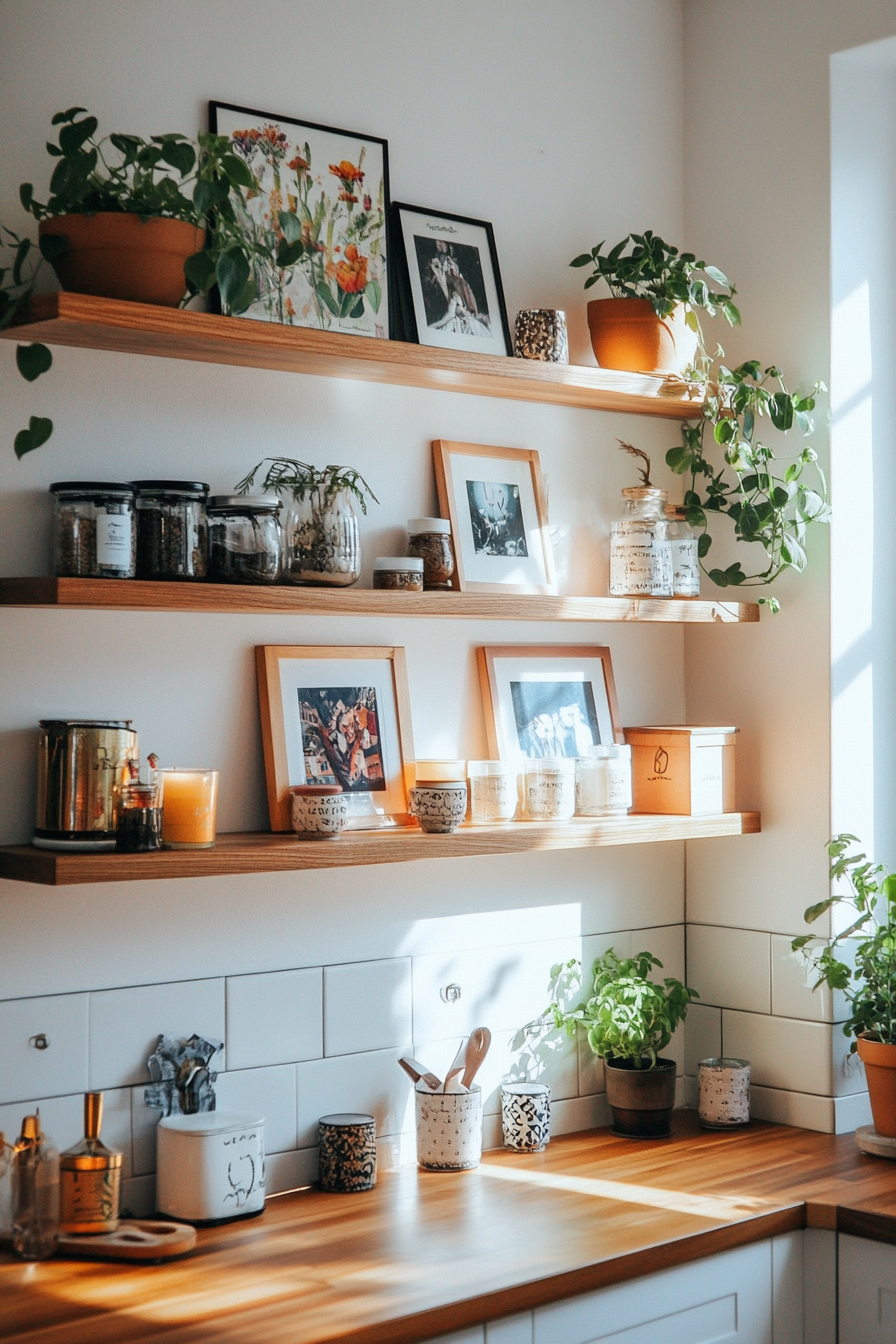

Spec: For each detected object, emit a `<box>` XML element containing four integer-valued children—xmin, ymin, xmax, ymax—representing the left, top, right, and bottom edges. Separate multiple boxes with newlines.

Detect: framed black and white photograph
<box><xmin>478</xmin><ymin>645</ymin><xmax>623</xmax><ymax>763</ymax></box>
<box><xmin>391</xmin><ymin>202</ymin><xmax>511</xmax><ymax>355</ymax></box>
<box><xmin>256</xmin><ymin>645</ymin><xmax>414</xmax><ymax>831</ymax></box>
<box><xmin>210</xmin><ymin>101</ymin><xmax>390</xmax><ymax>337</ymax></box>
<box><xmin>433</xmin><ymin>440</ymin><xmax>556</xmax><ymax>593</ymax></box>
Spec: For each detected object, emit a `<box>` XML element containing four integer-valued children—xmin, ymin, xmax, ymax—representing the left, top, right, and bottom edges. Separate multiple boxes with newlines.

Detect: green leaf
<box><xmin>58</xmin><ymin>116</ymin><xmax>97</xmax><ymax>155</ymax></box>
<box><xmin>278</xmin><ymin>210</ymin><xmax>303</xmax><ymax>244</ymax></box>
<box><xmin>193</xmin><ymin>179</ymin><xmax>228</xmax><ymax>215</ymax></box>
<box><xmin>665</xmin><ymin>446</ymin><xmax>691</xmax><ymax>474</ymax></box>
<box><xmin>215</xmin><ymin>246</ymin><xmax>251</xmax><ymax>313</ymax></box>
<box><xmin>704</xmin><ymin>264</ymin><xmax>729</xmax><ymax>287</ymax></box>
<box><xmin>791</xmin><ymin>935</ymin><xmax>813</xmax><ymax>952</ymax></box>
<box><xmin>276</xmin><ymin>238</ymin><xmax>304</xmax><ymax>268</ymax></box>
<box><xmin>183</xmin><ymin>249</ymin><xmax>216</xmax><ymax>294</ymax></box>
<box><xmin>15</xmin><ymin>342</ymin><xmax>52</xmax><ymax>382</ymax></box>
<box><xmin>697</xmin><ymin>532</ymin><xmax>712</xmax><ymax>557</ymax></box>
<box><xmin>12</xmin><ymin>238</ymin><xmax>31</xmax><ymax>286</ymax></box>
<box><xmin>14</xmin><ymin>415</ymin><xmax>53</xmax><ymax>457</ymax></box>
<box><xmin>365</xmin><ymin>277</ymin><xmax>382</xmax><ymax>313</ymax></box>
<box><xmin>349</xmin><ymin>295</ymin><xmax>365</xmax><ymax>319</ymax></box>
<box><xmin>770</xmin><ymin>391</ymin><xmax>795</xmax><ymax>432</ymax></box>
<box><xmin>19</xmin><ymin>183</ymin><xmax>34</xmax><ymax>213</ymax></box>
<box><xmin>45</xmin><ymin>142</ymin><xmax>63</xmax><ymax>157</ymax></box>
<box><xmin>569</xmin><ymin>253</ymin><xmax>593</xmax><ymax>267</ymax></box>
<box><xmin>708</xmin><ymin>568</ymin><xmax>729</xmax><ymax>587</ymax></box>
<box><xmin>38</xmin><ymin>233</ymin><xmax>69</xmax><ymax>263</ymax></box>
<box><xmin>160</xmin><ymin>140</ymin><xmax>196</xmax><ymax>175</ymax></box>
<box><xmin>315</xmin><ymin>281</ymin><xmax>339</xmax><ymax>315</ymax></box>
<box><xmin>221</xmin><ymin>154</ymin><xmax>255</xmax><ymax>188</ymax></box>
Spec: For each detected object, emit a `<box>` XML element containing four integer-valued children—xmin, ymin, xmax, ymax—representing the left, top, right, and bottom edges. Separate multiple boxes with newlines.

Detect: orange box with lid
<box><xmin>624</xmin><ymin>726</ymin><xmax>737</xmax><ymax>816</ymax></box>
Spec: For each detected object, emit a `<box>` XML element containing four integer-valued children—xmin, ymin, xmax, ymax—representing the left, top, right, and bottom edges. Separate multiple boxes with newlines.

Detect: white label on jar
<box><xmin>96</xmin><ymin>511</ymin><xmax>132</xmax><ymax>568</ymax></box>
<box><xmin>610</xmin><ymin>535</ymin><xmax>672</xmax><ymax>598</ymax></box>
<box><xmin>671</xmin><ymin>537</ymin><xmax>700</xmax><ymax>596</ymax></box>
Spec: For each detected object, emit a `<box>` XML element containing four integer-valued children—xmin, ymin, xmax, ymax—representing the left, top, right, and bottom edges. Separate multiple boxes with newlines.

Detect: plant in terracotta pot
<box><xmin>542</xmin><ymin>949</ymin><xmax>698</xmax><ymax>1138</ymax></box>
<box><xmin>794</xmin><ymin>835</ymin><xmax>896</xmax><ymax>1138</ymax></box>
<box><xmin>570</xmin><ymin>231</ymin><xmax>740</xmax><ymax>377</ymax></box>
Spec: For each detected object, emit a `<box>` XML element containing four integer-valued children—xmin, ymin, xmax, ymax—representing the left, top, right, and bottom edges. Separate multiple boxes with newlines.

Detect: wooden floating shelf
<box><xmin>0</xmin><ymin>577</ymin><xmax>760</xmax><ymax>623</ymax></box>
<box><xmin>0</xmin><ymin>813</ymin><xmax>760</xmax><ymax>886</ymax></box>
<box><xmin>4</xmin><ymin>293</ymin><xmax>705</xmax><ymax>419</ymax></box>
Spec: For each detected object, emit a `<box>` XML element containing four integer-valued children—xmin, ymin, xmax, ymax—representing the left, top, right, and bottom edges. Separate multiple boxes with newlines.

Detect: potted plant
<box><xmin>794</xmin><ymin>834</ymin><xmax>896</xmax><ymax>1138</ymax></box>
<box><xmin>541</xmin><ymin>949</ymin><xmax>697</xmax><ymax>1138</ymax></box>
<box><xmin>235</xmin><ymin>456</ymin><xmax>378</xmax><ymax>587</ymax></box>
<box><xmin>569</xmin><ymin>231</ymin><xmax>740</xmax><ymax>376</ymax></box>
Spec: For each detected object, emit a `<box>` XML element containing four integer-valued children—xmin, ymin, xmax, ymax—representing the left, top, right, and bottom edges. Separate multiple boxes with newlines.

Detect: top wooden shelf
<box><xmin>4</xmin><ymin>293</ymin><xmax>704</xmax><ymax>419</ymax></box>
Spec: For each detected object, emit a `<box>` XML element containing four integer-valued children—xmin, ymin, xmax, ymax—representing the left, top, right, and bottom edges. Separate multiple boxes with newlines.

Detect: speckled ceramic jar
<box><xmin>318</xmin><ymin>1113</ymin><xmax>377</xmax><ymax>1192</ymax></box>
<box><xmin>513</xmin><ymin>309</ymin><xmax>569</xmax><ymax>363</ymax></box>
<box><xmin>415</xmin><ymin>1086</ymin><xmax>482</xmax><ymax>1170</ymax></box>
<box><xmin>290</xmin><ymin>786</ymin><xmax>350</xmax><ymax>839</ymax></box>
<box><xmin>501</xmin><ymin>1082</ymin><xmax>551</xmax><ymax>1151</ymax></box>
<box><xmin>697</xmin><ymin>1058</ymin><xmax>751</xmax><ymax>1129</ymax></box>
<box><xmin>409</xmin><ymin>783</ymin><xmax>468</xmax><ymax>833</ymax></box>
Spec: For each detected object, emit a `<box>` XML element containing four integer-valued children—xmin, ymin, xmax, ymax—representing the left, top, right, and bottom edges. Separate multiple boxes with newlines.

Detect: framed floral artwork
<box><xmin>209</xmin><ymin>102</ymin><xmax>390</xmax><ymax>337</ymax></box>
<box><xmin>256</xmin><ymin>645</ymin><xmax>415</xmax><ymax>831</ymax></box>
<box><xmin>478</xmin><ymin>645</ymin><xmax>624</xmax><ymax>763</ymax></box>
<box><xmin>391</xmin><ymin>203</ymin><xmax>511</xmax><ymax>355</ymax></box>
<box><xmin>433</xmin><ymin>439</ymin><xmax>556</xmax><ymax>594</ymax></box>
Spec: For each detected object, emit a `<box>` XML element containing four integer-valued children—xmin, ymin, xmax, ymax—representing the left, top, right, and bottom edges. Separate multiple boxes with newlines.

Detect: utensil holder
<box><xmin>697</xmin><ymin>1057</ymin><xmax>751</xmax><ymax>1129</ymax></box>
<box><xmin>415</xmin><ymin>1086</ymin><xmax>482</xmax><ymax>1170</ymax></box>
<box><xmin>501</xmin><ymin>1082</ymin><xmax>551</xmax><ymax>1151</ymax></box>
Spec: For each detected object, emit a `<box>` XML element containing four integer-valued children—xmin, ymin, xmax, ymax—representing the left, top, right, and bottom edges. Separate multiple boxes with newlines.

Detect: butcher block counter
<box><xmin>3</xmin><ymin>1113</ymin><xmax>896</xmax><ymax>1344</ymax></box>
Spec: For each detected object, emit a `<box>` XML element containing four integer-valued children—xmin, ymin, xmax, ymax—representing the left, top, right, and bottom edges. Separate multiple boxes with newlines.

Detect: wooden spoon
<box><xmin>461</xmin><ymin>1026</ymin><xmax>492</xmax><ymax>1090</ymax></box>
<box><xmin>442</xmin><ymin>1038</ymin><xmax>469</xmax><ymax>1092</ymax></box>
<box><xmin>398</xmin><ymin>1057</ymin><xmax>442</xmax><ymax>1092</ymax></box>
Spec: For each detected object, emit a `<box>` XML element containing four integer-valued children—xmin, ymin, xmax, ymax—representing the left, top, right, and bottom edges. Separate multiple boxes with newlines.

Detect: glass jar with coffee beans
<box><xmin>50</xmin><ymin>482</ymin><xmax>136</xmax><ymax>579</ymax></box>
<box><xmin>407</xmin><ymin>518</ymin><xmax>454</xmax><ymax>590</ymax></box>
<box><xmin>133</xmin><ymin>481</ymin><xmax>209</xmax><ymax>581</ymax></box>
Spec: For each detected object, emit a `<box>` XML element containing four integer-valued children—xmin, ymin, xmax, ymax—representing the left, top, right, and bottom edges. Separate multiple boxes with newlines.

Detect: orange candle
<box><xmin>161</xmin><ymin>769</ymin><xmax>219</xmax><ymax>849</ymax></box>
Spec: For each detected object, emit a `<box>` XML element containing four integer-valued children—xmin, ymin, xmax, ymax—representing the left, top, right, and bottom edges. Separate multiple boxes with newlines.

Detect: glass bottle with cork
<box><xmin>11</xmin><ymin>1111</ymin><xmax>59</xmax><ymax>1260</ymax></box>
<box><xmin>60</xmin><ymin>1092</ymin><xmax>122</xmax><ymax>1235</ymax></box>
<box><xmin>608</xmin><ymin>442</ymin><xmax>672</xmax><ymax>599</ymax></box>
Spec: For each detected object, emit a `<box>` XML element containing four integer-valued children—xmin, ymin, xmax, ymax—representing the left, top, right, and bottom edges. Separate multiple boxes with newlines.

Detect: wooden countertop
<box><xmin>3</xmin><ymin>1114</ymin><xmax>896</xmax><ymax>1344</ymax></box>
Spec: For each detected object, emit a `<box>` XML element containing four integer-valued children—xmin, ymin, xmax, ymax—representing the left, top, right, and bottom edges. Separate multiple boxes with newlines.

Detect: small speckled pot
<box><xmin>501</xmin><ymin>1082</ymin><xmax>551</xmax><ymax>1151</ymax></box>
<box><xmin>318</xmin><ymin>1113</ymin><xmax>377</xmax><ymax>1192</ymax></box>
<box><xmin>415</xmin><ymin>1086</ymin><xmax>482</xmax><ymax>1170</ymax></box>
<box><xmin>697</xmin><ymin>1057</ymin><xmax>751</xmax><ymax>1129</ymax></box>
<box><xmin>290</xmin><ymin>787</ymin><xmax>350</xmax><ymax>839</ymax></box>
<box><xmin>409</xmin><ymin>784</ymin><xmax>468</xmax><ymax>834</ymax></box>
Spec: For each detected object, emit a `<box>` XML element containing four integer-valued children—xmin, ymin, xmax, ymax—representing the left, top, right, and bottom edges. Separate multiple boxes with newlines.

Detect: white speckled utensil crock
<box><xmin>697</xmin><ymin>1057</ymin><xmax>751</xmax><ymax>1129</ymax></box>
<box><xmin>415</xmin><ymin>1085</ymin><xmax>482</xmax><ymax>1169</ymax></box>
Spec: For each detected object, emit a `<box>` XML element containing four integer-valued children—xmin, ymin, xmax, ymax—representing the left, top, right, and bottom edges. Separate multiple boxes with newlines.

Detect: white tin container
<box><xmin>156</xmin><ymin>1111</ymin><xmax>265</xmax><ymax>1225</ymax></box>
<box><xmin>415</xmin><ymin>1086</ymin><xmax>482</xmax><ymax>1170</ymax></box>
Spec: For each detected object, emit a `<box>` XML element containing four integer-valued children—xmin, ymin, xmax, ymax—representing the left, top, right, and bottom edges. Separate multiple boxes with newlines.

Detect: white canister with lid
<box><xmin>575</xmin><ymin>744</ymin><xmax>633</xmax><ymax>816</ymax></box>
<box><xmin>156</xmin><ymin>1111</ymin><xmax>265</xmax><ymax>1225</ymax></box>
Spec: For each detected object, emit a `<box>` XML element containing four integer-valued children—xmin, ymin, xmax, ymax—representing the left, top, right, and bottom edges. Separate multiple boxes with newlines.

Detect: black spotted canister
<box><xmin>318</xmin><ymin>1113</ymin><xmax>377</xmax><ymax>1192</ymax></box>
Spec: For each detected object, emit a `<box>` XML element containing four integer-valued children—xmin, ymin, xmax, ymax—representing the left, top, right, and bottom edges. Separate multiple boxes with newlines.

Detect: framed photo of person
<box><xmin>478</xmin><ymin>645</ymin><xmax>624</xmax><ymax>763</ymax></box>
<box><xmin>256</xmin><ymin>645</ymin><xmax>415</xmax><ymax>831</ymax></box>
<box><xmin>209</xmin><ymin>101</ymin><xmax>390</xmax><ymax>338</ymax></box>
<box><xmin>391</xmin><ymin>203</ymin><xmax>511</xmax><ymax>355</ymax></box>
<box><xmin>433</xmin><ymin>440</ymin><xmax>556</xmax><ymax>594</ymax></box>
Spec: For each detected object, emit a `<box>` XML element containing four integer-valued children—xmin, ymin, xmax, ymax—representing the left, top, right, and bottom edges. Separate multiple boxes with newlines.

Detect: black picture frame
<box><xmin>209</xmin><ymin>101</ymin><xmax>392</xmax><ymax>339</ymax></box>
<box><xmin>390</xmin><ymin>202</ymin><xmax>512</xmax><ymax>356</ymax></box>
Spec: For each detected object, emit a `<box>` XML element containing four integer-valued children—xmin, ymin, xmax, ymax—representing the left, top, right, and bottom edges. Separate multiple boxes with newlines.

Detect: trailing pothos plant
<box><xmin>666</xmin><ymin>359</ymin><xmax>831</xmax><ymax>611</ymax></box>
<box><xmin>536</xmin><ymin>949</ymin><xmax>698</xmax><ymax>1069</ymax></box>
<box><xmin>793</xmin><ymin>835</ymin><xmax>896</xmax><ymax>1052</ymax></box>
<box><xmin>0</xmin><ymin>222</ymin><xmax>63</xmax><ymax>456</ymax></box>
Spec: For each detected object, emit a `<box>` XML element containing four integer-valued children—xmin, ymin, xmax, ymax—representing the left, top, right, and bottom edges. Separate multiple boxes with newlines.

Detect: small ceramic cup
<box><xmin>318</xmin><ymin>1112</ymin><xmax>377</xmax><ymax>1192</ymax></box>
<box><xmin>290</xmin><ymin>785</ymin><xmax>349</xmax><ymax>839</ymax></box>
<box><xmin>697</xmin><ymin>1057</ymin><xmax>751</xmax><ymax>1129</ymax></box>
<box><xmin>501</xmin><ymin>1082</ymin><xmax>551</xmax><ymax>1151</ymax></box>
<box><xmin>415</xmin><ymin>1086</ymin><xmax>482</xmax><ymax>1170</ymax></box>
<box><xmin>409</xmin><ymin>783</ymin><xmax>468</xmax><ymax>834</ymax></box>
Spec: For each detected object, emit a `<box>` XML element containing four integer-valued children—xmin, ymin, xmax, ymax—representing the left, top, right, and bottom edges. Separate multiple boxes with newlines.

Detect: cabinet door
<box><xmin>534</xmin><ymin>1240</ymin><xmax>772</xmax><ymax>1344</ymax></box>
<box><xmin>839</xmin><ymin>1233</ymin><xmax>896</xmax><ymax>1344</ymax></box>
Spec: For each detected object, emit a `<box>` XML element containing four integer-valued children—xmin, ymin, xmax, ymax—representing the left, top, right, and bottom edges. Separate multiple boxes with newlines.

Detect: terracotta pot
<box><xmin>39</xmin><ymin>213</ymin><xmax>206</xmax><ymax>308</ymax></box>
<box><xmin>604</xmin><ymin>1056</ymin><xmax>676</xmax><ymax>1138</ymax></box>
<box><xmin>856</xmin><ymin>1033</ymin><xmax>896</xmax><ymax>1137</ymax></box>
<box><xmin>586</xmin><ymin>297</ymin><xmax>698</xmax><ymax>376</ymax></box>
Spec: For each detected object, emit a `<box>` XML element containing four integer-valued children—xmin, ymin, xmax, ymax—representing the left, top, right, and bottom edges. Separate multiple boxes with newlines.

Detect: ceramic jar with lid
<box><xmin>207</xmin><ymin>495</ymin><xmax>282</xmax><ymax>584</ymax></box>
<box><xmin>407</xmin><ymin>518</ymin><xmax>454</xmax><ymax>590</ymax></box>
<box><xmin>372</xmin><ymin>557</ymin><xmax>424</xmax><ymax>591</ymax></box>
<box><xmin>50</xmin><ymin>482</ymin><xmax>136</xmax><ymax>579</ymax></box>
<box><xmin>132</xmin><ymin>480</ymin><xmax>209</xmax><ymax>581</ymax></box>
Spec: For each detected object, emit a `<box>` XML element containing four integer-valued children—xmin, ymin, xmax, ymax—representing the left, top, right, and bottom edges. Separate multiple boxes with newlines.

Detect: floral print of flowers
<box><xmin>335</xmin><ymin>244</ymin><xmax>368</xmax><ymax>294</ymax></box>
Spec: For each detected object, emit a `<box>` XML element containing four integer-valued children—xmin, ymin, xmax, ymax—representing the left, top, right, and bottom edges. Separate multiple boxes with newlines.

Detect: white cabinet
<box><xmin>839</xmin><ymin>1232</ymin><xmax>896</xmax><ymax>1343</ymax></box>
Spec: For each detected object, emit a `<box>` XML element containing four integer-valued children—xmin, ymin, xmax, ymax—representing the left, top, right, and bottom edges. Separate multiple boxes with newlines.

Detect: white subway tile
<box><xmin>131</xmin><ymin>1089</ymin><xmax>160</xmax><ymax>1177</ymax></box>
<box><xmin>636</xmin><ymin>925</ymin><xmax>685</xmax><ymax>982</ymax></box>
<box><xmin>771</xmin><ymin>935</ymin><xmax>848</xmax><ymax>1023</ymax></box>
<box><xmin>216</xmin><ymin>1065</ymin><xmax>297</xmax><ymax>1155</ymax></box>
<box><xmin>296</xmin><ymin>1047</ymin><xmax>413</xmax><ymax>1148</ymax></box>
<box><xmin>120</xmin><ymin>1174</ymin><xmax>155</xmax><ymax>1219</ymax></box>
<box><xmin>0</xmin><ymin>1092</ymin><xmax>83</xmax><ymax>1154</ymax></box>
<box><xmin>834</xmin><ymin>1090</ymin><xmax>872</xmax><ymax>1134</ymax></box>
<box><xmin>324</xmin><ymin>958</ymin><xmax>411</xmax><ymax>1057</ymax></box>
<box><xmin>688</xmin><ymin>925</ymin><xmax>770</xmax><ymax>1013</ymax></box>
<box><xmin>89</xmin><ymin>978</ymin><xmax>225</xmax><ymax>1090</ymax></box>
<box><xmin>577</xmin><ymin>1034</ymin><xmax>605</xmax><ymax>1097</ymax></box>
<box><xmin>0</xmin><ymin>994</ymin><xmax>88</xmax><ymax>1104</ymax></box>
<box><xmin>266</xmin><ymin>1148</ymin><xmax>315</xmax><ymax>1194</ymax></box>
<box><xmin>487</xmin><ymin>1314</ymin><xmax>533</xmax><ymax>1344</ymax></box>
<box><xmin>226</xmin><ymin>968</ymin><xmax>322</xmax><ymax>1070</ymax></box>
<box><xmin>482</xmin><ymin>1111</ymin><xmax>504</xmax><ymax>1152</ymax></box>
<box><xmin>685</xmin><ymin>1003</ymin><xmax>722</xmax><ymax>1076</ymax></box>
<box><xmin>749</xmin><ymin>1085</ymin><xmax>834</xmax><ymax>1133</ymax></box>
<box><xmin>722</xmin><ymin>1011</ymin><xmax>863</xmax><ymax>1096</ymax></box>
<box><xmin>98</xmin><ymin>1087</ymin><xmax>133</xmax><ymax>1179</ymax></box>
<box><xmin>550</xmin><ymin>1093</ymin><xmax>612</xmax><ymax>1136</ymax></box>
<box><xmin>582</xmin><ymin>930</ymin><xmax>631</xmax><ymax>972</ymax></box>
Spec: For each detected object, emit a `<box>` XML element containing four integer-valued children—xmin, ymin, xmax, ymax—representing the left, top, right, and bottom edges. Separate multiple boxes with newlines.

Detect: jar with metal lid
<box><xmin>407</xmin><ymin>518</ymin><xmax>454</xmax><ymax>590</ymax></box>
<box><xmin>207</xmin><ymin>495</ymin><xmax>282</xmax><ymax>584</ymax></box>
<box><xmin>50</xmin><ymin>482</ymin><xmax>136</xmax><ymax>579</ymax></box>
<box><xmin>132</xmin><ymin>480</ymin><xmax>209</xmax><ymax>581</ymax></box>
<box><xmin>609</xmin><ymin>486</ymin><xmax>672</xmax><ymax>598</ymax></box>
<box><xmin>665</xmin><ymin>504</ymin><xmax>700</xmax><ymax>597</ymax></box>
<box><xmin>372</xmin><ymin>557</ymin><xmax>424</xmax><ymax>591</ymax></box>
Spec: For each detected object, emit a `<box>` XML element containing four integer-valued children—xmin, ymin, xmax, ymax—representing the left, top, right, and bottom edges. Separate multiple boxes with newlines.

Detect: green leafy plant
<box><xmin>570</xmin><ymin>230</ymin><xmax>740</xmax><ymax>331</ymax></box>
<box><xmin>793</xmin><ymin>835</ymin><xmax>896</xmax><ymax>1052</ymax></box>
<box><xmin>666</xmin><ymin>359</ymin><xmax>830</xmax><ymax>611</ymax></box>
<box><xmin>0</xmin><ymin>222</ymin><xmax>65</xmax><ymax>456</ymax></box>
<box><xmin>540</xmin><ymin>949</ymin><xmax>698</xmax><ymax>1068</ymax></box>
<box><xmin>235</xmin><ymin>456</ymin><xmax>378</xmax><ymax>512</ymax></box>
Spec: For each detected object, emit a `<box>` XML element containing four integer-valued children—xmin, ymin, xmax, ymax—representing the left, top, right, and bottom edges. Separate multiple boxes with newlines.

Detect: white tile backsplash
<box><xmin>687</xmin><ymin>925</ymin><xmax>771</xmax><ymax>1013</ymax></box>
<box><xmin>216</xmin><ymin>1064</ymin><xmax>297</xmax><ymax>1155</ymax></box>
<box><xmin>722</xmin><ymin>1010</ymin><xmax>864</xmax><ymax>1097</ymax></box>
<box><xmin>0</xmin><ymin>993</ymin><xmax>88</xmax><ymax>1104</ymax></box>
<box><xmin>0</xmin><ymin>1091</ymin><xmax>83</xmax><ymax>1154</ymax></box>
<box><xmin>121</xmin><ymin>1173</ymin><xmax>156</xmax><ymax>1219</ymax></box>
<box><xmin>749</xmin><ymin>1085</ymin><xmax>835</xmax><ymax>1133</ymax></box>
<box><xmin>684</xmin><ymin>1003</ymin><xmax>722</xmax><ymax>1077</ymax></box>
<box><xmin>771</xmin><ymin>935</ymin><xmax>848</xmax><ymax>1023</ymax></box>
<box><xmin>89</xmin><ymin>978</ymin><xmax>226</xmax><ymax>1090</ymax></box>
<box><xmin>324</xmin><ymin>958</ymin><xmax>412</xmax><ymax>1057</ymax></box>
<box><xmin>834</xmin><ymin>1090</ymin><xmax>872</xmax><ymax>1134</ymax></box>
<box><xmin>487</xmin><ymin>1315</ymin><xmax>533</xmax><ymax>1344</ymax></box>
<box><xmin>296</xmin><ymin>1047</ymin><xmax>414</xmax><ymax>1147</ymax></box>
<box><xmin>266</xmin><ymin>1147</ymin><xmax>316</xmax><ymax>1194</ymax></box>
<box><xmin>638</xmin><ymin>925</ymin><xmax>685</xmax><ymax>983</ymax></box>
<box><xmin>226</xmin><ymin>968</ymin><xmax>322</xmax><ymax>1070</ymax></box>
<box><xmin>131</xmin><ymin>1088</ymin><xmax>160</xmax><ymax>1178</ymax></box>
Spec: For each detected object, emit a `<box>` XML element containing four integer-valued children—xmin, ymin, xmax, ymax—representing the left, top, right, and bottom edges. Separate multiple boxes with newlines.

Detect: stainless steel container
<box><xmin>34</xmin><ymin>720</ymin><xmax>138</xmax><ymax>852</ymax></box>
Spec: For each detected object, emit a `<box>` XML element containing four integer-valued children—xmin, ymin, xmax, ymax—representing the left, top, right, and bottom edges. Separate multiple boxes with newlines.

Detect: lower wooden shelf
<box><xmin>0</xmin><ymin>812</ymin><xmax>760</xmax><ymax>886</ymax></box>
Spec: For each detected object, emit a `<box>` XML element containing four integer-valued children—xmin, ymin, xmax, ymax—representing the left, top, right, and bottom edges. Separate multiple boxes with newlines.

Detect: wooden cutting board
<box><xmin>59</xmin><ymin>1219</ymin><xmax>196</xmax><ymax>1262</ymax></box>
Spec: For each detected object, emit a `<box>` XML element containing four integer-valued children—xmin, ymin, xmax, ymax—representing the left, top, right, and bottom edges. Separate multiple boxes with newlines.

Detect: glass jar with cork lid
<box><xmin>608</xmin><ymin>444</ymin><xmax>672</xmax><ymax>598</ymax></box>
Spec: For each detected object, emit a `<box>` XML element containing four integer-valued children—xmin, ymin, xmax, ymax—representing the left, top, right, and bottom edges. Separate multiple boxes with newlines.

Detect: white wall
<box><xmin>0</xmin><ymin>0</ymin><xmax>691</xmax><ymax>1204</ymax></box>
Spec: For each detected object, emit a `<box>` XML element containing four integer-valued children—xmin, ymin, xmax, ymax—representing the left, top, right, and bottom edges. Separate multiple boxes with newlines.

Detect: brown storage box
<box><xmin>624</xmin><ymin>726</ymin><xmax>737</xmax><ymax>816</ymax></box>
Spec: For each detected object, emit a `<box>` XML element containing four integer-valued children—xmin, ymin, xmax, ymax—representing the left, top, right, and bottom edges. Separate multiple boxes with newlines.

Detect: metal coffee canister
<box><xmin>34</xmin><ymin>720</ymin><xmax>138</xmax><ymax>852</ymax></box>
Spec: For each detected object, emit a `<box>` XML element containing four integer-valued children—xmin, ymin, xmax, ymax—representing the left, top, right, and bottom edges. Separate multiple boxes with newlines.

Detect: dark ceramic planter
<box><xmin>605</xmin><ymin>1057</ymin><xmax>677</xmax><ymax>1138</ymax></box>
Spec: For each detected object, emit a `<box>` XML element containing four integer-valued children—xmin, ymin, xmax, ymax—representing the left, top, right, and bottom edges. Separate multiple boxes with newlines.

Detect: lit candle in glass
<box><xmin>161</xmin><ymin>769</ymin><xmax>219</xmax><ymax>849</ymax></box>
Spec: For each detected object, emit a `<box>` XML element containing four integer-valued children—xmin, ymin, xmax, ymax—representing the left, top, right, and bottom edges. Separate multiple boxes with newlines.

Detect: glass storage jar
<box><xmin>373</xmin><ymin>557</ymin><xmax>424</xmax><ymax>591</ymax></box>
<box><xmin>284</xmin><ymin>488</ymin><xmax>361</xmax><ymax>587</ymax></box>
<box><xmin>407</xmin><ymin>518</ymin><xmax>455</xmax><ymax>590</ymax></box>
<box><xmin>522</xmin><ymin>758</ymin><xmax>576</xmax><ymax>821</ymax></box>
<box><xmin>575</xmin><ymin>744</ymin><xmax>632</xmax><ymax>816</ymax></box>
<box><xmin>50</xmin><ymin>482</ymin><xmax>136</xmax><ymax>579</ymax></box>
<box><xmin>665</xmin><ymin>505</ymin><xmax>700</xmax><ymax>597</ymax></box>
<box><xmin>207</xmin><ymin>495</ymin><xmax>282</xmax><ymax>584</ymax></box>
<box><xmin>468</xmin><ymin>760</ymin><xmax>519</xmax><ymax>823</ymax></box>
<box><xmin>133</xmin><ymin>480</ymin><xmax>209</xmax><ymax>581</ymax></box>
<box><xmin>609</xmin><ymin>486</ymin><xmax>672</xmax><ymax>598</ymax></box>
